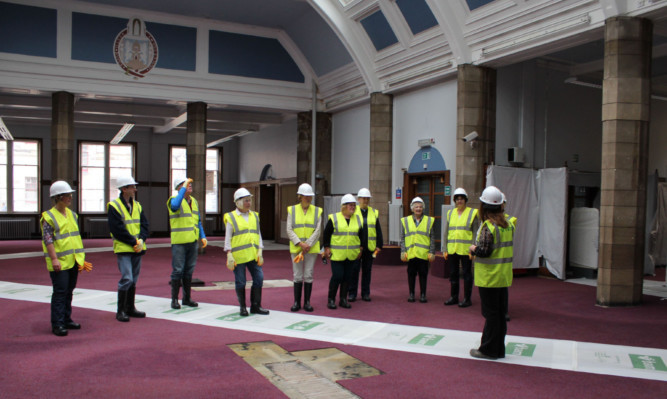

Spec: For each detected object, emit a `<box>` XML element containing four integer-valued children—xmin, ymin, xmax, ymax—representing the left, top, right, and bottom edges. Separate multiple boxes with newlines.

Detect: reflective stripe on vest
<box><xmin>167</xmin><ymin>196</ymin><xmax>199</xmax><ymax>244</ymax></box>
<box><xmin>355</xmin><ymin>206</ymin><xmax>378</xmax><ymax>251</ymax></box>
<box><xmin>474</xmin><ymin>220</ymin><xmax>514</xmax><ymax>288</ymax></box>
<box><xmin>41</xmin><ymin>207</ymin><xmax>85</xmax><ymax>271</ymax></box>
<box><xmin>505</xmin><ymin>213</ymin><xmax>517</xmax><ymax>228</ymax></box>
<box><xmin>108</xmin><ymin>198</ymin><xmax>144</xmax><ymax>253</ymax></box>
<box><xmin>329</xmin><ymin>212</ymin><xmax>361</xmax><ymax>261</ymax></box>
<box><xmin>288</xmin><ymin>204</ymin><xmax>322</xmax><ymax>254</ymax></box>
<box><xmin>227</xmin><ymin>211</ymin><xmax>260</xmax><ymax>264</ymax></box>
<box><xmin>401</xmin><ymin>215</ymin><xmax>433</xmax><ymax>261</ymax></box>
<box><xmin>446</xmin><ymin>207</ymin><xmax>477</xmax><ymax>255</ymax></box>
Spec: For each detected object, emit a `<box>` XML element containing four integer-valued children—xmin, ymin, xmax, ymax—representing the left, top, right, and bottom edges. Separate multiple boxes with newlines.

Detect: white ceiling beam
<box><xmin>207</xmin><ymin>109</ymin><xmax>283</xmax><ymax>124</ymax></box>
<box><xmin>427</xmin><ymin>0</ymin><xmax>471</xmax><ymax>64</ymax></box>
<box><xmin>155</xmin><ymin>112</ymin><xmax>187</xmax><ymax>134</ymax></box>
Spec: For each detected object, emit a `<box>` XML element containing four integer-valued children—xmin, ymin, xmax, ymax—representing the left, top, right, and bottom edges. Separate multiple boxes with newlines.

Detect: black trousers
<box><xmin>448</xmin><ymin>253</ymin><xmax>472</xmax><ymax>284</ymax></box>
<box><xmin>478</xmin><ymin>286</ymin><xmax>508</xmax><ymax>358</ymax></box>
<box><xmin>329</xmin><ymin>259</ymin><xmax>356</xmax><ymax>298</ymax></box>
<box><xmin>349</xmin><ymin>249</ymin><xmax>374</xmax><ymax>298</ymax></box>
<box><xmin>407</xmin><ymin>258</ymin><xmax>429</xmax><ymax>294</ymax></box>
<box><xmin>49</xmin><ymin>265</ymin><xmax>78</xmax><ymax>327</ymax></box>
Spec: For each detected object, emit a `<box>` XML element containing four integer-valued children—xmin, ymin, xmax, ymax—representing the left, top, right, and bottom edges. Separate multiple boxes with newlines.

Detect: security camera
<box><xmin>462</xmin><ymin>131</ymin><xmax>479</xmax><ymax>142</ymax></box>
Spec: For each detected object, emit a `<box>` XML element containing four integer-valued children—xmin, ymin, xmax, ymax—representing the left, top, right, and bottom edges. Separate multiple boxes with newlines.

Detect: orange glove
<box><xmin>401</xmin><ymin>252</ymin><xmax>408</xmax><ymax>262</ymax></box>
<box><xmin>201</xmin><ymin>238</ymin><xmax>208</xmax><ymax>248</ymax></box>
<box><xmin>186</xmin><ymin>178</ymin><xmax>193</xmax><ymax>187</ymax></box>
<box><xmin>257</xmin><ymin>249</ymin><xmax>264</xmax><ymax>266</ymax></box>
<box><xmin>133</xmin><ymin>238</ymin><xmax>144</xmax><ymax>253</ymax></box>
<box><xmin>78</xmin><ymin>261</ymin><xmax>93</xmax><ymax>273</ymax></box>
<box><xmin>294</xmin><ymin>252</ymin><xmax>304</xmax><ymax>263</ymax></box>
<box><xmin>372</xmin><ymin>248</ymin><xmax>380</xmax><ymax>258</ymax></box>
<box><xmin>444</xmin><ymin>252</ymin><xmax>448</xmax><ymax>260</ymax></box>
<box><xmin>428</xmin><ymin>253</ymin><xmax>435</xmax><ymax>262</ymax></box>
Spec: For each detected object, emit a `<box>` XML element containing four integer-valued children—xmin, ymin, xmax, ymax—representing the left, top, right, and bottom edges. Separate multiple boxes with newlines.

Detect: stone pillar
<box><xmin>598</xmin><ymin>17</ymin><xmax>652</xmax><ymax>306</ymax></box>
<box><xmin>51</xmin><ymin>91</ymin><xmax>75</xmax><ymax>184</ymax></box>
<box><xmin>187</xmin><ymin>102</ymin><xmax>207</xmax><ymax>248</ymax></box>
<box><xmin>456</xmin><ymin>65</ymin><xmax>496</xmax><ymax>209</ymax></box>
<box><xmin>297</xmin><ymin>112</ymin><xmax>332</xmax><ymax>208</ymax></box>
<box><xmin>370</xmin><ymin>92</ymin><xmax>393</xmax><ymax>245</ymax></box>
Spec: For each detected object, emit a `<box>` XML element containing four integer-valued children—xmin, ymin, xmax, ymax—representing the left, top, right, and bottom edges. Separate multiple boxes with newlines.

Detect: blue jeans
<box><xmin>117</xmin><ymin>253</ymin><xmax>142</xmax><ymax>291</ymax></box>
<box><xmin>233</xmin><ymin>260</ymin><xmax>263</xmax><ymax>290</ymax></box>
<box><xmin>171</xmin><ymin>241</ymin><xmax>198</xmax><ymax>280</ymax></box>
<box><xmin>49</xmin><ymin>265</ymin><xmax>78</xmax><ymax>327</ymax></box>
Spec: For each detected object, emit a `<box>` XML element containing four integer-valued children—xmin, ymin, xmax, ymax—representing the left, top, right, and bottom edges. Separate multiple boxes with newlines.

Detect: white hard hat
<box><xmin>453</xmin><ymin>187</ymin><xmax>468</xmax><ymax>199</ymax></box>
<box><xmin>341</xmin><ymin>193</ymin><xmax>357</xmax><ymax>205</ymax></box>
<box><xmin>410</xmin><ymin>197</ymin><xmax>424</xmax><ymax>206</ymax></box>
<box><xmin>297</xmin><ymin>183</ymin><xmax>315</xmax><ymax>196</ymax></box>
<box><xmin>480</xmin><ymin>186</ymin><xmax>504</xmax><ymax>205</ymax></box>
<box><xmin>501</xmin><ymin>192</ymin><xmax>507</xmax><ymax>203</ymax></box>
<box><xmin>174</xmin><ymin>177</ymin><xmax>188</xmax><ymax>190</ymax></box>
<box><xmin>117</xmin><ymin>176</ymin><xmax>138</xmax><ymax>189</ymax></box>
<box><xmin>357</xmin><ymin>188</ymin><xmax>371</xmax><ymax>198</ymax></box>
<box><xmin>234</xmin><ymin>187</ymin><xmax>253</xmax><ymax>201</ymax></box>
<box><xmin>50</xmin><ymin>181</ymin><xmax>75</xmax><ymax>197</ymax></box>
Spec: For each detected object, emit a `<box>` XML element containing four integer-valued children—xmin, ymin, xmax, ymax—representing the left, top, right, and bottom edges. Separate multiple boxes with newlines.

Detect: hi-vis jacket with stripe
<box><xmin>226</xmin><ymin>210</ymin><xmax>261</xmax><ymax>264</ymax></box>
<box><xmin>328</xmin><ymin>212</ymin><xmax>362</xmax><ymax>261</ymax></box>
<box><xmin>287</xmin><ymin>204</ymin><xmax>322</xmax><ymax>254</ymax></box>
<box><xmin>400</xmin><ymin>215</ymin><xmax>434</xmax><ymax>261</ymax></box>
<box><xmin>167</xmin><ymin>195</ymin><xmax>200</xmax><ymax>244</ymax></box>
<box><xmin>474</xmin><ymin>220</ymin><xmax>514</xmax><ymax>288</ymax></box>
<box><xmin>446</xmin><ymin>207</ymin><xmax>478</xmax><ymax>255</ymax></box>
<box><xmin>354</xmin><ymin>206</ymin><xmax>379</xmax><ymax>251</ymax></box>
<box><xmin>108</xmin><ymin>197</ymin><xmax>146</xmax><ymax>253</ymax></box>
<box><xmin>41</xmin><ymin>207</ymin><xmax>85</xmax><ymax>271</ymax></box>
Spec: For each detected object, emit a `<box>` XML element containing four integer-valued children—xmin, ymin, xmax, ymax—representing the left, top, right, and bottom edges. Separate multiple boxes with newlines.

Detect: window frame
<box><xmin>0</xmin><ymin>138</ymin><xmax>41</xmax><ymax>214</ymax></box>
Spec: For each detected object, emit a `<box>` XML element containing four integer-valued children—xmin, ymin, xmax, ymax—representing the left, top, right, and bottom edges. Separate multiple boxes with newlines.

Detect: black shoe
<box><xmin>182</xmin><ymin>278</ymin><xmax>199</xmax><ymax>307</ymax></box>
<box><xmin>444</xmin><ymin>297</ymin><xmax>458</xmax><ymax>306</ymax></box>
<box><xmin>408</xmin><ymin>293</ymin><xmax>415</xmax><ymax>303</ymax></box>
<box><xmin>65</xmin><ymin>322</ymin><xmax>81</xmax><ymax>330</ymax></box>
<box><xmin>303</xmin><ymin>301</ymin><xmax>313</xmax><ymax>312</ymax></box>
<box><xmin>327</xmin><ymin>299</ymin><xmax>337</xmax><ymax>309</ymax></box>
<box><xmin>362</xmin><ymin>295</ymin><xmax>371</xmax><ymax>302</ymax></box>
<box><xmin>171</xmin><ymin>298</ymin><xmax>181</xmax><ymax>309</ymax></box>
<box><xmin>458</xmin><ymin>299</ymin><xmax>472</xmax><ymax>308</ymax></box>
<box><xmin>339</xmin><ymin>299</ymin><xmax>351</xmax><ymax>309</ymax></box>
<box><xmin>240</xmin><ymin>307</ymin><xmax>249</xmax><ymax>317</ymax></box>
<box><xmin>250</xmin><ymin>287</ymin><xmax>269</xmax><ymax>315</ymax></box>
<box><xmin>347</xmin><ymin>294</ymin><xmax>356</xmax><ymax>303</ymax></box>
<box><xmin>303</xmin><ymin>283</ymin><xmax>313</xmax><ymax>312</ymax></box>
<box><xmin>290</xmin><ymin>301</ymin><xmax>301</xmax><ymax>312</ymax></box>
<box><xmin>116</xmin><ymin>290</ymin><xmax>130</xmax><ymax>322</ymax></box>
<box><xmin>419</xmin><ymin>293</ymin><xmax>427</xmax><ymax>303</ymax></box>
<box><xmin>470</xmin><ymin>349</ymin><xmax>497</xmax><ymax>360</ymax></box>
<box><xmin>127</xmin><ymin>285</ymin><xmax>146</xmax><ymax>318</ymax></box>
<box><xmin>52</xmin><ymin>325</ymin><xmax>68</xmax><ymax>336</ymax></box>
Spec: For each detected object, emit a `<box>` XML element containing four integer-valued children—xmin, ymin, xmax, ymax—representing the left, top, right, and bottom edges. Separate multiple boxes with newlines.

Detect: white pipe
<box><xmin>311</xmin><ymin>80</ymin><xmax>317</xmax><ymax>190</ymax></box>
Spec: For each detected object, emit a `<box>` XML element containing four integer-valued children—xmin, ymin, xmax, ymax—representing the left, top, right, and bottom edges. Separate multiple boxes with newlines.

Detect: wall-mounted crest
<box><xmin>113</xmin><ymin>17</ymin><xmax>158</xmax><ymax>79</ymax></box>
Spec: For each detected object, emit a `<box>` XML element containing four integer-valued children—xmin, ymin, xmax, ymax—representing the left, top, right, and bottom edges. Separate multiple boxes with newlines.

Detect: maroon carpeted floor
<box><xmin>1</xmin><ymin>238</ymin><xmax>666</xmax><ymax>398</ymax></box>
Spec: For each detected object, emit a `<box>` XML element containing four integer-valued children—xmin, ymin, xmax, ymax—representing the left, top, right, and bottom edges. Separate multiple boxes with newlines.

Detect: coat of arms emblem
<box><xmin>113</xmin><ymin>17</ymin><xmax>158</xmax><ymax>78</ymax></box>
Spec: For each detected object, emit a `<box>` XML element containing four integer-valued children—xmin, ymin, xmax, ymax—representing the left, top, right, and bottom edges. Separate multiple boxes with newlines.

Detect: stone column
<box><xmin>297</xmin><ymin>112</ymin><xmax>332</xmax><ymax>207</ymax></box>
<box><xmin>598</xmin><ymin>17</ymin><xmax>652</xmax><ymax>306</ymax></box>
<box><xmin>456</xmin><ymin>65</ymin><xmax>496</xmax><ymax>209</ymax></box>
<box><xmin>187</xmin><ymin>102</ymin><xmax>207</xmax><ymax>249</ymax></box>
<box><xmin>370</xmin><ymin>92</ymin><xmax>393</xmax><ymax>245</ymax></box>
<box><xmin>51</xmin><ymin>91</ymin><xmax>75</xmax><ymax>184</ymax></box>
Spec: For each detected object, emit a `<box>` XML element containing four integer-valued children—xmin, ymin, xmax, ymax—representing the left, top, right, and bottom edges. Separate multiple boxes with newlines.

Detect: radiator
<box><xmin>0</xmin><ymin>218</ymin><xmax>32</xmax><ymax>239</ymax></box>
<box><xmin>388</xmin><ymin>204</ymin><xmax>402</xmax><ymax>245</ymax></box>
<box><xmin>86</xmin><ymin>218</ymin><xmax>110</xmax><ymax>238</ymax></box>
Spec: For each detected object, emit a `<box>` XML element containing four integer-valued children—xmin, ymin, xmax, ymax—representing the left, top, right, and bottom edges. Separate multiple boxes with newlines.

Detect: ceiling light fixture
<box><xmin>110</xmin><ymin>123</ymin><xmax>134</xmax><ymax>144</ymax></box>
<box><xmin>0</xmin><ymin>117</ymin><xmax>14</xmax><ymax>140</ymax></box>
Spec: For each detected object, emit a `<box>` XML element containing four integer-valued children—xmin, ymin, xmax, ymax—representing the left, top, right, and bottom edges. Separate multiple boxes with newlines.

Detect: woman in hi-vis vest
<box><xmin>41</xmin><ymin>181</ymin><xmax>91</xmax><ymax>337</ymax></box>
<box><xmin>468</xmin><ymin>186</ymin><xmax>515</xmax><ymax>360</ymax></box>
<box><xmin>323</xmin><ymin>194</ymin><xmax>362</xmax><ymax>310</ymax></box>
<box><xmin>224</xmin><ymin>188</ymin><xmax>269</xmax><ymax>316</ymax></box>
<box><xmin>400</xmin><ymin>197</ymin><xmax>436</xmax><ymax>303</ymax></box>
<box><xmin>286</xmin><ymin>183</ymin><xmax>322</xmax><ymax>312</ymax></box>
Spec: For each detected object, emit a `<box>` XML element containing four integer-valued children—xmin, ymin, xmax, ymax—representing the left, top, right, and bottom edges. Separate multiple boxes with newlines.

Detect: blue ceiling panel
<box><xmin>396</xmin><ymin>0</ymin><xmax>438</xmax><ymax>35</ymax></box>
<box><xmin>360</xmin><ymin>10</ymin><xmax>398</xmax><ymax>51</ymax></box>
<box><xmin>466</xmin><ymin>0</ymin><xmax>496</xmax><ymax>11</ymax></box>
<box><xmin>0</xmin><ymin>1</ymin><xmax>57</xmax><ymax>58</ymax></box>
<box><xmin>144</xmin><ymin>22</ymin><xmax>196</xmax><ymax>71</ymax></box>
<box><xmin>209</xmin><ymin>30</ymin><xmax>304</xmax><ymax>83</ymax></box>
<box><xmin>72</xmin><ymin>13</ymin><xmax>126</xmax><ymax>64</ymax></box>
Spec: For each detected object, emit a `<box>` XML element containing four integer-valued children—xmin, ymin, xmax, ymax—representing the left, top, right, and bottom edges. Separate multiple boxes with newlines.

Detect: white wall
<box><xmin>392</xmin><ymin>80</ymin><xmax>458</xmax><ymax>205</ymax></box>
<box><xmin>331</xmin><ymin>104</ymin><xmax>370</xmax><ymax>194</ymax></box>
<box><xmin>237</xmin><ymin>118</ymin><xmax>297</xmax><ymax>183</ymax></box>
<box><xmin>649</xmin><ymin>99</ymin><xmax>667</xmax><ymax>178</ymax></box>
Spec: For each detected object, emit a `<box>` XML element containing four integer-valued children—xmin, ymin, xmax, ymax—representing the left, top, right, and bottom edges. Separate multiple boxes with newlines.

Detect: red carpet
<box><xmin>1</xmin><ymin>238</ymin><xmax>666</xmax><ymax>398</ymax></box>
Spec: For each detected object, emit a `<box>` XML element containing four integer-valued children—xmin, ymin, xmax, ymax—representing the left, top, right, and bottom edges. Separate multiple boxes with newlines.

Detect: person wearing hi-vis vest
<box><xmin>167</xmin><ymin>177</ymin><xmax>207</xmax><ymax>310</ymax></box>
<box><xmin>322</xmin><ymin>194</ymin><xmax>362</xmax><ymax>310</ymax></box>
<box><xmin>286</xmin><ymin>183</ymin><xmax>322</xmax><ymax>312</ymax></box>
<box><xmin>107</xmin><ymin>176</ymin><xmax>149</xmax><ymax>323</ymax></box>
<box><xmin>443</xmin><ymin>188</ymin><xmax>479</xmax><ymax>308</ymax></box>
<box><xmin>400</xmin><ymin>197</ymin><xmax>436</xmax><ymax>303</ymax></box>
<box><xmin>468</xmin><ymin>186</ymin><xmax>515</xmax><ymax>360</ymax></box>
<box><xmin>41</xmin><ymin>181</ymin><xmax>91</xmax><ymax>337</ymax></box>
<box><xmin>348</xmin><ymin>188</ymin><xmax>383</xmax><ymax>302</ymax></box>
<box><xmin>225</xmin><ymin>188</ymin><xmax>269</xmax><ymax>316</ymax></box>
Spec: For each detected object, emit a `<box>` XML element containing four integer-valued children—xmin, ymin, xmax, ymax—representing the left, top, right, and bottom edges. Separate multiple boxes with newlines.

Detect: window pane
<box><xmin>81</xmin><ymin>167</ymin><xmax>105</xmax><ymax>212</ymax></box>
<box><xmin>172</xmin><ymin>147</ymin><xmax>186</xmax><ymax>169</ymax></box>
<box><xmin>206</xmin><ymin>170</ymin><xmax>218</xmax><ymax>213</ymax></box>
<box><xmin>0</xmin><ymin>164</ymin><xmax>6</xmax><ymax>212</ymax></box>
<box><xmin>422</xmin><ymin>197</ymin><xmax>431</xmax><ymax>216</ymax></box>
<box><xmin>12</xmin><ymin>141</ymin><xmax>38</xmax><ymax>165</ymax></box>
<box><xmin>0</xmin><ymin>140</ymin><xmax>8</xmax><ymax>164</ymax></box>
<box><xmin>13</xmin><ymin>165</ymin><xmax>38</xmax><ymax>212</ymax></box>
<box><xmin>206</xmin><ymin>149</ymin><xmax>218</xmax><ymax>170</ymax></box>
<box><xmin>81</xmin><ymin>143</ymin><xmax>105</xmax><ymax>167</ymax></box>
<box><xmin>416</xmin><ymin>177</ymin><xmax>430</xmax><ymax>193</ymax></box>
<box><xmin>110</xmin><ymin>144</ymin><xmax>133</xmax><ymax>168</ymax></box>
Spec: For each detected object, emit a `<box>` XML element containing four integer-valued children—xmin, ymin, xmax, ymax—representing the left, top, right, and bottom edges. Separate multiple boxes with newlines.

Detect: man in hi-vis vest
<box><xmin>108</xmin><ymin>176</ymin><xmax>149</xmax><ymax>322</ymax></box>
<box><xmin>167</xmin><ymin>177</ymin><xmax>207</xmax><ymax>310</ymax></box>
<box><xmin>443</xmin><ymin>188</ymin><xmax>479</xmax><ymax>308</ymax></box>
<box><xmin>348</xmin><ymin>188</ymin><xmax>383</xmax><ymax>302</ymax></box>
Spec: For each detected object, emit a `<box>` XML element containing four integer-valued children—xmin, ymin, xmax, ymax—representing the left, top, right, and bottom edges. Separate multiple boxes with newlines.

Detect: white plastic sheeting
<box><xmin>648</xmin><ymin>182</ymin><xmax>667</xmax><ymax>273</ymax></box>
<box><xmin>487</xmin><ymin>166</ymin><xmax>568</xmax><ymax>279</ymax></box>
<box><xmin>569</xmin><ymin>208</ymin><xmax>600</xmax><ymax>269</ymax></box>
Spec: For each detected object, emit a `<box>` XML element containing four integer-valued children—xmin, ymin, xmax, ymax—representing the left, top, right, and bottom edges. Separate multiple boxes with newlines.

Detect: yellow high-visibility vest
<box><xmin>401</xmin><ymin>215</ymin><xmax>433</xmax><ymax>261</ymax></box>
<box><xmin>226</xmin><ymin>210</ymin><xmax>260</xmax><ymax>264</ymax></box>
<box><xmin>108</xmin><ymin>198</ymin><xmax>145</xmax><ymax>253</ymax></box>
<box><xmin>446</xmin><ymin>207</ymin><xmax>478</xmax><ymax>255</ymax></box>
<box><xmin>329</xmin><ymin>212</ymin><xmax>361</xmax><ymax>261</ymax></box>
<box><xmin>474</xmin><ymin>220</ymin><xmax>514</xmax><ymax>288</ymax></box>
<box><xmin>288</xmin><ymin>204</ymin><xmax>322</xmax><ymax>254</ymax></box>
<box><xmin>167</xmin><ymin>196</ymin><xmax>200</xmax><ymax>244</ymax></box>
<box><xmin>355</xmin><ymin>206</ymin><xmax>379</xmax><ymax>251</ymax></box>
<box><xmin>41</xmin><ymin>207</ymin><xmax>85</xmax><ymax>271</ymax></box>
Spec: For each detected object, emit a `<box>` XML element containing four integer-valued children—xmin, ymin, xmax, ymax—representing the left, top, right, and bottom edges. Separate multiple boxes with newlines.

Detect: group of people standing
<box><xmin>41</xmin><ymin>177</ymin><xmax>513</xmax><ymax>361</ymax></box>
